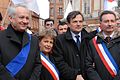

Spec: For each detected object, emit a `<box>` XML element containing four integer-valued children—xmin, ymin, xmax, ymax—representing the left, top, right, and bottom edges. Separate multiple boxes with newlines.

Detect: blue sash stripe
<box><xmin>96</xmin><ymin>27</ymin><xmax>101</xmax><ymax>32</ymax></box>
<box><xmin>40</xmin><ymin>52</ymin><xmax>59</xmax><ymax>75</ymax></box>
<box><xmin>6</xmin><ymin>34</ymin><xmax>31</xmax><ymax>76</ymax></box>
<box><xmin>102</xmin><ymin>41</ymin><xmax>119</xmax><ymax>72</ymax></box>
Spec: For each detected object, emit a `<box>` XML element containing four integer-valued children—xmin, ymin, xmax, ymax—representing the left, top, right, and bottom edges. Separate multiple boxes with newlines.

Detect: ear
<box><xmin>67</xmin><ymin>23</ymin><xmax>70</xmax><ymax>27</ymax></box>
<box><xmin>8</xmin><ymin>16</ymin><xmax>13</xmax><ymax>22</ymax></box>
<box><xmin>39</xmin><ymin>42</ymin><xmax>41</xmax><ymax>47</ymax></box>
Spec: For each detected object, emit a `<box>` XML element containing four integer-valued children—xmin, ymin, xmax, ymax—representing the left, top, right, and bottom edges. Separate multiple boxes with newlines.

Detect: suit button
<box><xmin>76</xmin><ymin>54</ymin><xmax>79</xmax><ymax>57</ymax></box>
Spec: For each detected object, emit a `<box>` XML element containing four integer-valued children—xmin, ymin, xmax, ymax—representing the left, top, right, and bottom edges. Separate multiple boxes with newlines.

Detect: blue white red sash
<box><xmin>92</xmin><ymin>36</ymin><xmax>119</xmax><ymax>77</ymax></box>
<box><xmin>6</xmin><ymin>34</ymin><xmax>31</xmax><ymax>76</ymax></box>
<box><xmin>97</xmin><ymin>27</ymin><xmax>101</xmax><ymax>32</ymax></box>
<box><xmin>40</xmin><ymin>52</ymin><xmax>59</xmax><ymax>80</ymax></box>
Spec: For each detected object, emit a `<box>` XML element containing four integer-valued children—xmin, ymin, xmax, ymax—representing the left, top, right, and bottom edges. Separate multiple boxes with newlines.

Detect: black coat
<box><xmin>0</xmin><ymin>24</ymin><xmax>41</xmax><ymax>80</ymax></box>
<box><xmin>86</xmin><ymin>31</ymin><xmax>120</xmax><ymax>80</ymax></box>
<box><xmin>52</xmin><ymin>28</ymin><xmax>96</xmax><ymax>80</ymax></box>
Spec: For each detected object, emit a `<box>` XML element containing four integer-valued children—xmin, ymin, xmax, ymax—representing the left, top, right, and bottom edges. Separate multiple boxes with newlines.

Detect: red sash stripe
<box><xmin>93</xmin><ymin>37</ymin><xmax>115</xmax><ymax>77</ymax></box>
<box><xmin>41</xmin><ymin>60</ymin><xmax>58</xmax><ymax>80</ymax></box>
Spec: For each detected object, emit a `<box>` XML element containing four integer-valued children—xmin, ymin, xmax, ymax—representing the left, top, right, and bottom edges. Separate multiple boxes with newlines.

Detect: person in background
<box><xmin>0</xmin><ymin>12</ymin><xmax>5</xmax><ymax>30</ymax></box>
<box><xmin>44</xmin><ymin>18</ymin><xmax>58</xmax><ymax>35</ymax></box>
<box><xmin>52</xmin><ymin>11</ymin><xmax>97</xmax><ymax>80</ymax></box>
<box><xmin>85</xmin><ymin>10</ymin><xmax>120</xmax><ymax>80</ymax></box>
<box><xmin>44</xmin><ymin>18</ymin><xmax>54</xmax><ymax>29</ymax></box>
<box><xmin>38</xmin><ymin>28</ymin><xmax>59</xmax><ymax>80</ymax></box>
<box><xmin>57</xmin><ymin>21</ymin><xmax>68</xmax><ymax>34</ymax></box>
<box><xmin>0</xmin><ymin>4</ymin><xmax>41</xmax><ymax>80</ymax></box>
<box><xmin>114</xmin><ymin>11</ymin><xmax>120</xmax><ymax>31</ymax></box>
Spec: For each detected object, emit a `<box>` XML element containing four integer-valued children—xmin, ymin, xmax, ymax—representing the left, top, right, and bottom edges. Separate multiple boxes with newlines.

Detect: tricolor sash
<box><xmin>92</xmin><ymin>36</ymin><xmax>119</xmax><ymax>77</ymax></box>
<box><xmin>97</xmin><ymin>27</ymin><xmax>101</xmax><ymax>32</ymax></box>
<box><xmin>40</xmin><ymin>52</ymin><xmax>59</xmax><ymax>80</ymax></box>
<box><xmin>6</xmin><ymin>34</ymin><xmax>31</xmax><ymax>76</ymax></box>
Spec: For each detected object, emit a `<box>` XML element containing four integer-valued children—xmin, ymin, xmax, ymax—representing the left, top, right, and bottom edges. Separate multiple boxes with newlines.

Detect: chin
<box><xmin>19</xmin><ymin>29</ymin><xmax>26</xmax><ymax>32</ymax></box>
<box><xmin>107</xmin><ymin>29</ymin><xmax>114</xmax><ymax>32</ymax></box>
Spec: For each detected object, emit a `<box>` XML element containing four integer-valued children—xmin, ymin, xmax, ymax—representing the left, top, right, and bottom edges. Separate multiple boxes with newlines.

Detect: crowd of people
<box><xmin>0</xmin><ymin>3</ymin><xmax>120</xmax><ymax>80</ymax></box>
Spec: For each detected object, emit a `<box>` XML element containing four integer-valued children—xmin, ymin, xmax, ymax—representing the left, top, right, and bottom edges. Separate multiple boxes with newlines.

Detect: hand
<box><xmin>76</xmin><ymin>75</ymin><xmax>84</xmax><ymax>80</ymax></box>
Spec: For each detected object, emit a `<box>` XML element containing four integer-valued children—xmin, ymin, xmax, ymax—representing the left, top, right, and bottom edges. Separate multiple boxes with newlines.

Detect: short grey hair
<box><xmin>38</xmin><ymin>28</ymin><xmax>57</xmax><ymax>42</ymax></box>
<box><xmin>8</xmin><ymin>4</ymin><xmax>28</xmax><ymax>18</ymax></box>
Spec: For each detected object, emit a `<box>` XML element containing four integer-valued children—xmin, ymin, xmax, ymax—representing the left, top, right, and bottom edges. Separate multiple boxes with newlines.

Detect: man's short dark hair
<box><xmin>0</xmin><ymin>12</ymin><xmax>3</xmax><ymax>21</ymax></box>
<box><xmin>59</xmin><ymin>20</ymin><xmax>67</xmax><ymax>26</ymax></box>
<box><xmin>44</xmin><ymin>18</ymin><xmax>54</xmax><ymax>25</ymax></box>
<box><xmin>66</xmin><ymin>11</ymin><xmax>84</xmax><ymax>23</ymax></box>
<box><xmin>99</xmin><ymin>10</ymin><xmax>116</xmax><ymax>21</ymax></box>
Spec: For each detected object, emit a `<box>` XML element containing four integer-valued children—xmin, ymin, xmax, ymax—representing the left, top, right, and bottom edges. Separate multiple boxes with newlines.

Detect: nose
<box><xmin>23</xmin><ymin>18</ymin><xmax>29</xmax><ymax>23</ymax></box>
<box><xmin>63</xmin><ymin>29</ymin><xmax>67</xmax><ymax>32</ymax></box>
<box><xmin>108</xmin><ymin>21</ymin><xmax>112</xmax><ymax>26</ymax></box>
<box><xmin>46</xmin><ymin>42</ymin><xmax>52</xmax><ymax>47</ymax></box>
<box><xmin>77</xmin><ymin>21</ymin><xmax>81</xmax><ymax>25</ymax></box>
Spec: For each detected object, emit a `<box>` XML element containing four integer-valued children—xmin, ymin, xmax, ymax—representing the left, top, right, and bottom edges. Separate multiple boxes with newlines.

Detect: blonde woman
<box><xmin>38</xmin><ymin>28</ymin><xmax>59</xmax><ymax>80</ymax></box>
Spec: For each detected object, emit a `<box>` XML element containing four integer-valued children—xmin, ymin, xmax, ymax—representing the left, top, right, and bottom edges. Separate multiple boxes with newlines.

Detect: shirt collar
<box><xmin>70</xmin><ymin>31</ymin><xmax>81</xmax><ymax>42</ymax></box>
<box><xmin>102</xmin><ymin>31</ymin><xmax>114</xmax><ymax>39</ymax></box>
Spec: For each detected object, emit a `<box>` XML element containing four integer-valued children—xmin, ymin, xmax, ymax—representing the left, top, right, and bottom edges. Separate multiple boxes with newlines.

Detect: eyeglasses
<box><xmin>46</xmin><ymin>23</ymin><xmax>53</xmax><ymax>27</ymax></box>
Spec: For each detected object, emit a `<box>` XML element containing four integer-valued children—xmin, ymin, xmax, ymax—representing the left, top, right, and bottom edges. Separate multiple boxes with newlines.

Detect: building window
<box><xmin>59</xmin><ymin>0</ymin><xmax>62</xmax><ymax>3</ymax></box>
<box><xmin>50</xmin><ymin>8</ymin><xmax>54</xmax><ymax>15</ymax></box>
<box><xmin>50</xmin><ymin>0</ymin><xmax>54</xmax><ymax>3</ymax></box>
<box><xmin>84</xmin><ymin>2</ymin><xmax>87</xmax><ymax>14</ymax></box>
<box><xmin>83</xmin><ymin>0</ymin><xmax>91</xmax><ymax>15</ymax></box>
<box><xmin>59</xmin><ymin>7</ymin><xmax>63</xmax><ymax>15</ymax></box>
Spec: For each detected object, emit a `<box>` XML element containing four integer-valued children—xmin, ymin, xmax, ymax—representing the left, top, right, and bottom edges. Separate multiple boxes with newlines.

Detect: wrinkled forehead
<box><xmin>101</xmin><ymin>14</ymin><xmax>116</xmax><ymax>21</ymax></box>
<box><xmin>16</xmin><ymin>6</ymin><xmax>29</xmax><ymax>13</ymax></box>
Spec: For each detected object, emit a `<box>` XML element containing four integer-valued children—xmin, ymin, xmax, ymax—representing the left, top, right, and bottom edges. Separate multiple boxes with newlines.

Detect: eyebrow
<box><xmin>116</xmin><ymin>18</ymin><xmax>120</xmax><ymax>20</ymax></box>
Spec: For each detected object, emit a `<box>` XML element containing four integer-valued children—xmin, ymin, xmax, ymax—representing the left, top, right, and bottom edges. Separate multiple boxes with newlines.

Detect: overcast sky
<box><xmin>37</xmin><ymin>0</ymin><xmax>49</xmax><ymax>19</ymax></box>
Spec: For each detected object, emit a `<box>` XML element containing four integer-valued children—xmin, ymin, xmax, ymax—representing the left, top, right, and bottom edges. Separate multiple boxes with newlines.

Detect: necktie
<box><xmin>105</xmin><ymin>36</ymin><xmax>111</xmax><ymax>43</ymax></box>
<box><xmin>75</xmin><ymin>35</ymin><xmax>80</xmax><ymax>48</ymax></box>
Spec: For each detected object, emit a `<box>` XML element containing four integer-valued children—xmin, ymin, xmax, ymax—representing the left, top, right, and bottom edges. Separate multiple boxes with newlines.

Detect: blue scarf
<box><xmin>6</xmin><ymin>33</ymin><xmax>31</xmax><ymax>76</ymax></box>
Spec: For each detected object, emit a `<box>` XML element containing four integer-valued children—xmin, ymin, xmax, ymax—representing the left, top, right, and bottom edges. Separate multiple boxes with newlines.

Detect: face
<box><xmin>45</xmin><ymin>21</ymin><xmax>54</xmax><ymax>29</ymax></box>
<box><xmin>68</xmin><ymin>14</ymin><xmax>83</xmax><ymax>34</ymax></box>
<box><xmin>9</xmin><ymin>7</ymin><xmax>30</xmax><ymax>32</ymax></box>
<box><xmin>116</xmin><ymin>15</ymin><xmax>120</xmax><ymax>26</ymax></box>
<box><xmin>58</xmin><ymin>24</ymin><xmax>68</xmax><ymax>34</ymax></box>
<box><xmin>0</xmin><ymin>20</ymin><xmax>1</xmax><ymax>25</ymax></box>
<box><xmin>100</xmin><ymin>14</ymin><xmax>116</xmax><ymax>35</ymax></box>
<box><xmin>39</xmin><ymin>36</ymin><xmax>54</xmax><ymax>55</ymax></box>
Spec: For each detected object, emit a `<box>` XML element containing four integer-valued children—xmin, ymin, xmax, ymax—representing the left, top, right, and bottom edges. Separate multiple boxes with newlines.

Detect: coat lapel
<box><xmin>22</xmin><ymin>32</ymin><xmax>30</xmax><ymax>47</ymax></box>
<box><xmin>6</xmin><ymin>24</ymin><xmax>30</xmax><ymax>47</ymax></box>
<box><xmin>6</xmin><ymin>25</ymin><xmax>21</xmax><ymax>44</ymax></box>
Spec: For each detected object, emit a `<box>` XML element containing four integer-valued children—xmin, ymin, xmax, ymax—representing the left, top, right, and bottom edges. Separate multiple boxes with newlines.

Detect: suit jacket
<box><xmin>86</xmin><ymin>30</ymin><xmax>120</xmax><ymax>80</ymax></box>
<box><xmin>52</xmin><ymin>28</ymin><xmax>96</xmax><ymax>80</ymax></box>
<box><xmin>0</xmin><ymin>24</ymin><xmax>41</xmax><ymax>80</ymax></box>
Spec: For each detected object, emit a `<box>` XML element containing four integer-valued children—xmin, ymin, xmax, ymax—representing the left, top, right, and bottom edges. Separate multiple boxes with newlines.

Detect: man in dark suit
<box><xmin>85</xmin><ymin>10</ymin><xmax>120</xmax><ymax>80</ymax></box>
<box><xmin>52</xmin><ymin>11</ymin><xmax>97</xmax><ymax>80</ymax></box>
<box><xmin>0</xmin><ymin>4</ymin><xmax>41</xmax><ymax>80</ymax></box>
